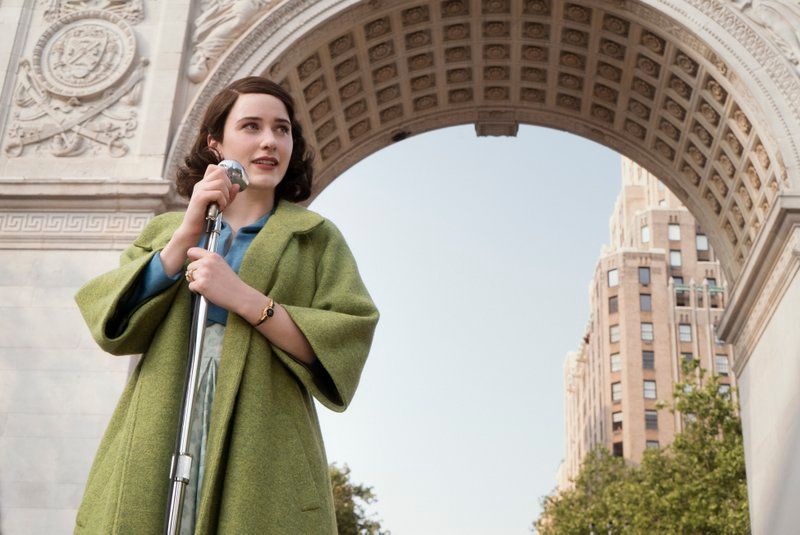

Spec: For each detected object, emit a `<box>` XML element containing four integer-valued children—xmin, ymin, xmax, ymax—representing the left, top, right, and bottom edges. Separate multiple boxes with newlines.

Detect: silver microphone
<box><xmin>205</xmin><ymin>159</ymin><xmax>250</xmax><ymax>220</ymax></box>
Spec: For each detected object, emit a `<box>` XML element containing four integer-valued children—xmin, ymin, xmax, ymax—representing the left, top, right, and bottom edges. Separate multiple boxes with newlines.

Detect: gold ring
<box><xmin>185</xmin><ymin>268</ymin><xmax>195</xmax><ymax>283</ymax></box>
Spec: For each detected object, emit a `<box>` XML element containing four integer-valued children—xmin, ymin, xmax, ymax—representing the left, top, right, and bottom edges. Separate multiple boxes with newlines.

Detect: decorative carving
<box><xmin>402</xmin><ymin>5</ymin><xmax>430</xmax><ymax>26</ymax></box>
<box><xmin>563</xmin><ymin>29</ymin><xmax>589</xmax><ymax>48</ymax></box>
<box><xmin>348</xmin><ymin>119</ymin><xmax>371</xmax><ymax>140</ymax></box>
<box><xmin>413</xmin><ymin>94</ymin><xmax>437</xmax><ymax>111</ymax></box>
<box><xmin>445</xmin><ymin>46</ymin><xmax>471</xmax><ymax>62</ymax></box>
<box><xmin>377</xmin><ymin>84</ymin><xmax>400</xmax><ymax>104</ymax></box>
<box><xmin>43</xmin><ymin>0</ymin><xmax>144</xmax><ymax>23</ymax></box>
<box><xmin>449</xmin><ymin>88</ymin><xmax>473</xmax><ymax>103</ymax></box>
<box><xmin>756</xmin><ymin>143</ymin><xmax>771</xmax><ymax>168</ymax></box>
<box><xmin>334</xmin><ymin>57</ymin><xmax>358</xmax><ymax>80</ymax></box>
<box><xmin>654</xmin><ymin>138</ymin><xmax>675</xmax><ymax>161</ymax></box>
<box><xmin>364</xmin><ymin>17</ymin><xmax>391</xmax><ymax>40</ymax></box>
<box><xmin>693</xmin><ymin>121</ymin><xmax>712</xmax><ymax>147</ymax></box>
<box><xmin>522</xmin><ymin>46</ymin><xmax>548</xmax><ymax>62</ymax></box>
<box><xmin>442</xmin><ymin>0</ymin><xmax>469</xmax><ymax>17</ymax></box>
<box><xmin>344</xmin><ymin>100</ymin><xmax>367</xmax><ymax>120</ymax></box>
<box><xmin>624</xmin><ymin>119</ymin><xmax>645</xmax><ymax>138</ymax></box>
<box><xmin>711</xmin><ymin>173</ymin><xmax>730</xmax><ymax>197</ymax></box>
<box><xmin>681</xmin><ymin>163</ymin><xmax>701</xmax><ymax>186</ymax></box>
<box><xmin>641</xmin><ymin>31</ymin><xmax>666</xmax><ymax>55</ymax></box>
<box><xmin>636</xmin><ymin>54</ymin><xmax>661</xmax><ymax>78</ymax></box>
<box><xmin>628</xmin><ymin>98</ymin><xmax>650</xmax><ymax>121</ymax></box>
<box><xmin>592</xmin><ymin>104</ymin><xmax>615</xmax><ymax>124</ymax></box>
<box><xmin>485</xmin><ymin>66</ymin><xmax>510</xmax><ymax>81</ymax></box>
<box><xmin>669</xmin><ymin>75</ymin><xmax>692</xmax><ymax>100</ymax></box>
<box><xmin>4</xmin><ymin>9</ymin><xmax>146</xmax><ymax>158</ymax></box>
<box><xmin>705</xmin><ymin>77</ymin><xmax>728</xmax><ymax>103</ymax></box>
<box><xmin>523</xmin><ymin>22</ymin><xmax>549</xmax><ymax>40</ymax></box>
<box><xmin>687</xmin><ymin>143</ymin><xmax>707</xmax><ymax>166</ymax></box>
<box><xmin>315</xmin><ymin>119</ymin><xmax>336</xmax><ymax>141</ymax></box>
<box><xmin>718</xmin><ymin>153</ymin><xmax>735</xmax><ymax>177</ymax></box>
<box><xmin>733</xmin><ymin>0</ymin><xmax>800</xmax><ymax>68</ymax></box>
<box><xmin>600</xmin><ymin>39</ymin><xmax>626</xmax><ymax>60</ymax></box>
<box><xmin>379</xmin><ymin>104</ymin><xmax>403</xmax><ymax>123</ymax></box>
<box><xmin>557</xmin><ymin>93</ymin><xmax>581</xmax><ymax>111</ymax></box>
<box><xmin>725</xmin><ymin>130</ymin><xmax>744</xmax><ymax>156</ymax></box>
<box><xmin>339</xmin><ymin>79</ymin><xmax>362</xmax><ymax>100</ymax></box>
<box><xmin>523</xmin><ymin>0</ymin><xmax>550</xmax><ymax>16</ymax></box>
<box><xmin>408</xmin><ymin>52</ymin><xmax>434</xmax><ymax>71</ymax></box>
<box><xmin>704</xmin><ymin>188</ymin><xmax>722</xmax><ymax>215</ymax></box>
<box><xmin>445</xmin><ymin>24</ymin><xmax>470</xmax><ymax>41</ymax></box>
<box><xmin>485</xmin><ymin>86</ymin><xmax>510</xmax><ymax>100</ymax></box>
<box><xmin>664</xmin><ymin>98</ymin><xmax>687</xmax><ymax>120</ymax></box>
<box><xmin>632</xmin><ymin>77</ymin><xmax>655</xmax><ymax>99</ymax></box>
<box><xmin>602</xmin><ymin>15</ymin><xmax>630</xmax><ymax>36</ymax></box>
<box><xmin>484</xmin><ymin>22</ymin><xmax>510</xmax><ymax>38</ymax></box>
<box><xmin>303</xmin><ymin>77</ymin><xmax>325</xmax><ymax>101</ymax></box>
<box><xmin>521</xmin><ymin>87</ymin><xmax>546</xmax><ymax>102</ymax></box>
<box><xmin>559</xmin><ymin>74</ymin><xmax>583</xmax><ymax>90</ymax></box>
<box><xmin>560</xmin><ymin>52</ymin><xmax>586</xmax><ymax>70</ymax></box>
<box><xmin>521</xmin><ymin>67</ymin><xmax>546</xmax><ymax>83</ymax></box>
<box><xmin>411</xmin><ymin>74</ymin><xmax>435</xmax><ymax>91</ymax></box>
<box><xmin>297</xmin><ymin>54</ymin><xmax>321</xmax><ymax>81</ymax></box>
<box><xmin>564</xmin><ymin>4</ymin><xmax>591</xmax><ymax>24</ymax></box>
<box><xmin>674</xmin><ymin>51</ymin><xmax>699</xmax><ymax>77</ymax></box>
<box><xmin>733</xmin><ymin>108</ymin><xmax>752</xmax><ymax>134</ymax></box>
<box><xmin>368</xmin><ymin>41</ymin><xmax>395</xmax><ymax>63</ymax></box>
<box><xmin>329</xmin><ymin>34</ymin><xmax>355</xmax><ymax>59</ymax></box>
<box><xmin>310</xmin><ymin>98</ymin><xmax>331</xmax><ymax>122</ymax></box>
<box><xmin>483</xmin><ymin>0</ymin><xmax>510</xmax><ymax>14</ymax></box>
<box><xmin>660</xmin><ymin>118</ymin><xmax>680</xmax><ymax>140</ymax></box>
<box><xmin>321</xmin><ymin>137</ymin><xmax>341</xmax><ymax>160</ymax></box>
<box><xmin>405</xmin><ymin>30</ymin><xmax>432</xmax><ymax>49</ymax></box>
<box><xmin>597</xmin><ymin>62</ymin><xmax>622</xmax><ymax>82</ymax></box>
<box><xmin>593</xmin><ymin>84</ymin><xmax>617</xmax><ymax>103</ymax></box>
<box><xmin>188</xmin><ymin>0</ymin><xmax>271</xmax><ymax>82</ymax></box>
<box><xmin>699</xmin><ymin>101</ymin><xmax>720</xmax><ymax>126</ymax></box>
<box><xmin>747</xmin><ymin>164</ymin><xmax>762</xmax><ymax>189</ymax></box>
<box><xmin>484</xmin><ymin>45</ymin><xmax>510</xmax><ymax>60</ymax></box>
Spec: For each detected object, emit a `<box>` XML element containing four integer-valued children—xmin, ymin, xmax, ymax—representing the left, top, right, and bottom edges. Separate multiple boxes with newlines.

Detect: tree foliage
<box><xmin>535</xmin><ymin>361</ymin><xmax>749</xmax><ymax>534</ymax></box>
<box><xmin>330</xmin><ymin>463</ymin><xmax>389</xmax><ymax>535</ymax></box>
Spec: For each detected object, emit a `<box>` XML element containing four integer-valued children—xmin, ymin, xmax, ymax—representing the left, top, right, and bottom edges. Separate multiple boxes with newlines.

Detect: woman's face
<box><xmin>208</xmin><ymin>92</ymin><xmax>294</xmax><ymax>193</ymax></box>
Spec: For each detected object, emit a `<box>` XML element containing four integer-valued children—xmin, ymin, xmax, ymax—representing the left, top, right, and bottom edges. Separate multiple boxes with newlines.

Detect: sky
<box><xmin>308</xmin><ymin>124</ymin><xmax>622</xmax><ymax>534</ymax></box>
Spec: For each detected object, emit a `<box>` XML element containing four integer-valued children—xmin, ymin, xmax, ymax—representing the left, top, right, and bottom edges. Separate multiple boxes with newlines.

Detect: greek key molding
<box><xmin>0</xmin><ymin>210</ymin><xmax>152</xmax><ymax>249</ymax></box>
<box><xmin>731</xmin><ymin>224</ymin><xmax>800</xmax><ymax>375</ymax></box>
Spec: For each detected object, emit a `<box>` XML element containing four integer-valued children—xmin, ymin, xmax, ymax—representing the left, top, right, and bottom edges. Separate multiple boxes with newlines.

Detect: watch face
<box><xmin>33</xmin><ymin>10</ymin><xmax>136</xmax><ymax>98</ymax></box>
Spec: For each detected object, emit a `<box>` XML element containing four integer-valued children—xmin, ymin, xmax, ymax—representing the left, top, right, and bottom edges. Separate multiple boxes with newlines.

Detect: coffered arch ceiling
<box><xmin>169</xmin><ymin>0</ymin><xmax>800</xmax><ymax>284</ymax></box>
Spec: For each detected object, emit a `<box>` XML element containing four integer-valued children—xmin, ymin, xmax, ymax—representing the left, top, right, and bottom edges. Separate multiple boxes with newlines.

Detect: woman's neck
<box><xmin>222</xmin><ymin>189</ymin><xmax>276</xmax><ymax>233</ymax></box>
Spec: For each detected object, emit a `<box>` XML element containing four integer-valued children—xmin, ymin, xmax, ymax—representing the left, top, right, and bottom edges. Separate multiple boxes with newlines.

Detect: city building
<box><xmin>559</xmin><ymin>158</ymin><xmax>734</xmax><ymax>488</ymax></box>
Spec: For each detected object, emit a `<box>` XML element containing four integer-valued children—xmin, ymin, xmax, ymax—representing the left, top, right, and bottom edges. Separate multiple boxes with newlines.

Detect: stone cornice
<box><xmin>0</xmin><ymin>178</ymin><xmax>172</xmax><ymax>249</ymax></box>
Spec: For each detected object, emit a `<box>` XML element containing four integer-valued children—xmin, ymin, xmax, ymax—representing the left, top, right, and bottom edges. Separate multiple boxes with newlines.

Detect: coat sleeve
<box><xmin>74</xmin><ymin>213</ymin><xmax>184</xmax><ymax>356</ymax></box>
<box><xmin>277</xmin><ymin>221</ymin><xmax>379</xmax><ymax>412</ymax></box>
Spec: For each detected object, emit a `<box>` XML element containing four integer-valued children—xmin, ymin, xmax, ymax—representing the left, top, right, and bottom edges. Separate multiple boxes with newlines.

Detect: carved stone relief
<box><xmin>188</xmin><ymin>0</ymin><xmax>275</xmax><ymax>83</ymax></box>
<box><xmin>4</xmin><ymin>7</ymin><xmax>147</xmax><ymax>158</ymax></box>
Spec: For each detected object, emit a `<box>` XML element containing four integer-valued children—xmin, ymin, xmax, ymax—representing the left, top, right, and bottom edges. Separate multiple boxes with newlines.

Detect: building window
<box><xmin>608</xmin><ymin>268</ymin><xmax>619</xmax><ymax>287</ymax></box>
<box><xmin>646</xmin><ymin>440</ymin><xmax>660</xmax><ymax>449</ymax></box>
<box><xmin>641</xmin><ymin>225</ymin><xmax>650</xmax><ymax>243</ymax></box>
<box><xmin>641</xmin><ymin>322</ymin><xmax>654</xmax><ymax>342</ymax></box>
<box><xmin>611</xmin><ymin>353</ymin><xmax>621</xmax><ymax>373</ymax></box>
<box><xmin>612</xmin><ymin>382</ymin><xmax>622</xmax><ymax>402</ymax></box>
<box><xmin>613</xmin><ymin>442</ymin><xmax>624</xmax><ymax>457</ymax></box>
<box><xmin>719</xmin><ymin>384</ymin><xmax>731</xmax><ymax>398</ymax></box>
<box><xmin>682</xmin><ymin>352</ymin><xmax>694</xmax><ymax>365</ymax></box>
<box><xmin>642</xmin><ymin>350</ymin><xmax>655</xmax><ymax>370</ymax></box>
<box><xmin>697</xmin><ymin>234</ymin><xmax>709</xmax><ymax>260</ymax></box>
<box><xmin>645</xmin><ymin>409</ymin><xmax>659</xmax><ymax>430</ymax></box>
<box><xmin>640</xmin><ymin>294</ymin><xmax>652</xmax><ymax>312</ymax></box>
<box><xmin>612</xmin><ymin>411</ymin><xmax>623</xmax><ymax>431</ymax></box>
<box><xmin>670</xmin><ymin>250</ymin><xmax>682</xmax><ymax>267</ymax></box>
<box><xmin>610</xmin><ymin>324</ymin><xmax>620</xmax><ymax>343</ymax></box>
<box><xmin>609</xmin><ymin>295</ymin><xmax>619</xmax><ymax>314</ymax></box>
<box><xmin>679</xmin><ymin>323</ymin><xmax>692</xmax><ymax>342</ymax></box>
<box><xmin>639</xmin><ymin>266</ymin><xmax>650</xmax><ymax>285</ymax></box>
<box><xmin>644</xmin><ymin>380</ymin><xmax>657</xmax><ymax>399</ymax></box>
<box><xmin>668</xmin><ymin>224</ymin><xmax>681</xmax><ymax>241</ymax></box>
<box><xmin>705</xmin><ymin>277</ymin><xmax>717</xmax><ymax>287</ymax></box>
<box><xmin>716</xmin><ymin>355</ymin><xmax>730</xmax><ymax>376</ymax></box>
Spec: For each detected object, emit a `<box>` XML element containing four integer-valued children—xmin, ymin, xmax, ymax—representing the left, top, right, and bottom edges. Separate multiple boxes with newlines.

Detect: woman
<box><xmin>74</xmin><ymin>77</ymin><xmax>379</xmax><ymax>534</ymax></box>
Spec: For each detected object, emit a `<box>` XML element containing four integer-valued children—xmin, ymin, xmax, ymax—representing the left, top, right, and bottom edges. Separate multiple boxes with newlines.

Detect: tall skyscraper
<box><xmin>558</xmin><ymin>158</ymin><xmax>734</xmax><ymax>489</ymax></box>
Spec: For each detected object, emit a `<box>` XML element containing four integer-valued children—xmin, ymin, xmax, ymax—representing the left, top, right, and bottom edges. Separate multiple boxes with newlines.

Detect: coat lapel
<box><xmin>196</xmin><ymin>200</ymin><xmax>324</xmax><ymax>525</ymax></box>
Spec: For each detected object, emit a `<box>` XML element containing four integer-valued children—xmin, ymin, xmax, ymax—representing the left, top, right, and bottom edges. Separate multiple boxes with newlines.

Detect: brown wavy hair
<box><xmin>175</xmin><ymin>77</ymin><xmax>314</xmax><ymax>202</ymax></box>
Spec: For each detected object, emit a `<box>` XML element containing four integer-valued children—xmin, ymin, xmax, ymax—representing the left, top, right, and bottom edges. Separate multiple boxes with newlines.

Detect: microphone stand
<box><xmin>164</xmin><ymin>161</ymin><xmax>247</xmax><ymax>535</ymax></box>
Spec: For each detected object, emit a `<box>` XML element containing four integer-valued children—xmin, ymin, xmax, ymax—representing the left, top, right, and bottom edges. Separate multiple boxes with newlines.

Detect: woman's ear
<box><xmin>207</xmin><ymin>134</ymin><xmax>217</xmax><ymax>151</ymax></box>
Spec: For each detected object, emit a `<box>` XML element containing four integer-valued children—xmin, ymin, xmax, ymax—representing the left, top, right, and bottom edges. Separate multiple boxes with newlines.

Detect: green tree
<box><xmin>330</xmin><ymin>463</ymin><xmax>389</xmax><ymax>535</ymax></box>
<box><xmin>535</xmin><ymin>361</ymin><xmax>749</xmax><ymax>534</ymax></box>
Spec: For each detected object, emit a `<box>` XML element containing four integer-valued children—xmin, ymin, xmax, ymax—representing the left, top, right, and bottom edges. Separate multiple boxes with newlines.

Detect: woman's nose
<box><xmin>260</xmin><ymin>132</ymin><xmax>277</xmax><ymax>149</ymax></box>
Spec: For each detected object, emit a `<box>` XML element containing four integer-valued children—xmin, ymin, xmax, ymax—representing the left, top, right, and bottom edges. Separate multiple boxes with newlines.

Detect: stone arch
<box><xmin>168</xmin><ymin>0</ymin><xmax>800</xmax><ymax>289</ymax></box>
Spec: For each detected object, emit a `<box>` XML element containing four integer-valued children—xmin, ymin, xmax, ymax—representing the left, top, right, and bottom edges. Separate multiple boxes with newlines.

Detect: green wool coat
<box><xmin>74</xmin><ymin>200</ymin><xmax>379</xmax><ymax>534</ymax></box>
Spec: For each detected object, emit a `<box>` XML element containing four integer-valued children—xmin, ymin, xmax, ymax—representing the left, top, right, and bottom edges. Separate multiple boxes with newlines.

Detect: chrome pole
<box><xmin>164</xmin><ymin>160</ymin><xmax>248</xmax><ymax>535</ymax></box>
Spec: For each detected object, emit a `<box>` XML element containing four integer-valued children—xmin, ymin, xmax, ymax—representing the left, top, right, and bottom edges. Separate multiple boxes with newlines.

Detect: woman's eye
<box><xmin>277</xmin><ymin>125</ymin><xmax>290</xmax><ymax>134</ymax></box>
<box><xmin>243</xmin><ymin>123</ymin><xmax>259</xmax><ymax>130</ymax></box>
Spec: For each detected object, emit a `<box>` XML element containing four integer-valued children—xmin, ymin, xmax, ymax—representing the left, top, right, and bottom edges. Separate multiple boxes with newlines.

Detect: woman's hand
<box><xmin>185</xmin><ymin>247</ymin><xmax>248</xmax><ymax>312</ymax></box>
<box><xmin>160</xmin><ymin>165</ymin><xmax>241</xmax><ymax>277</ymax></box>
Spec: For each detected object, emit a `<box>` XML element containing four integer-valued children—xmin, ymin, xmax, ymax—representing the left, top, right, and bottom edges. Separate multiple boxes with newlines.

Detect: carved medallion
<box><xmin>32</xmin><ymin>11</ymin><xmax>136</xmax><ymax>98</ymax></box>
